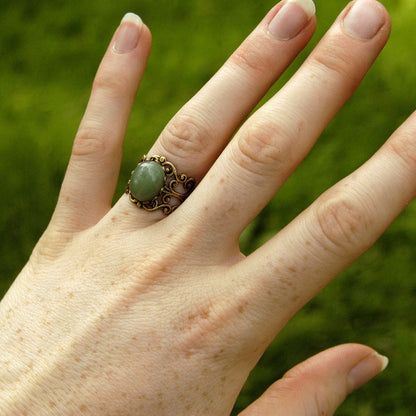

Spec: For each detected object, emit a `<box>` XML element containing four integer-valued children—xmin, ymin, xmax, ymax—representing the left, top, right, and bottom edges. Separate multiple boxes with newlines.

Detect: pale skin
<box><xmin>1</xmin><ymin>0</ymin><xmax>414</xmax><ymax>414</ymax></box>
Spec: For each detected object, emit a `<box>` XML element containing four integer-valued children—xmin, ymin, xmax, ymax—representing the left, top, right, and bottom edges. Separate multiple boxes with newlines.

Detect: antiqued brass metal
<box><xmin>126</xmin><ymin>155</ymin><xmax>195</xmax><ymax>215</ymax></box>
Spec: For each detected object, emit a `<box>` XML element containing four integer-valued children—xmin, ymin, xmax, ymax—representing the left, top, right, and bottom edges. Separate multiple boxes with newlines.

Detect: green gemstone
<box><xmin>129</xmin><ymin>161</ymin><xmax>165</xmax><ymax>202</ymax></box>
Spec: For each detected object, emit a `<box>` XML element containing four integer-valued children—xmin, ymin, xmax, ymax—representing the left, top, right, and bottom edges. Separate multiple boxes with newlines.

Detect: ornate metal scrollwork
<box><xmin>126</xmin><ymin>155</ymin><xmax>196</xmax><ymax>215</ymax></box>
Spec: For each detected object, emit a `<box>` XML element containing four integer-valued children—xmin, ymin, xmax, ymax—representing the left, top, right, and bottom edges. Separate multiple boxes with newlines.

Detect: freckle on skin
<box><xmin>184</xmin><ymin>349</ymin><xmax>195</xmax><ymax>358</ymax></box>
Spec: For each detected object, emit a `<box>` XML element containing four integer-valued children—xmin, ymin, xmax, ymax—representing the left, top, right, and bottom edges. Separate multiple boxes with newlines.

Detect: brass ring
<box><xmin>126</xmin><ymin>155</ymin><xmax>195</xmax><ymax>215</ymax></box>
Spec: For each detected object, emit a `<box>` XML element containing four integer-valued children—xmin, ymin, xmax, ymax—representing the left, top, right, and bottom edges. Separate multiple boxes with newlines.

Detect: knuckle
<box><xmin>229</xmin><ymin>37</ymin><xmax>274</xmax><ymax>77</ymax></box>
<box><xmin>160</xmin><ymin>113</ymin><xmax>211</xmax><ymax>159</ymax></box>
<box><xmin>72</xmin><ymin>125</ymin><xmax>112</xmax><ymax>158</ymax></box>
<box><xmin>387</xmin><ymin>132</ymin><xmax>416</xmax><ymax>173</ymax></box>
<box><xmin>281</xmin><ymin>366</ymin><xmax>342</xmax><ymax>415</ymax></box>
<box><xmin>234</xmin><ymin>120</ymin><xmax>294</xmax><ymax>177</ymax></box>
<box><xmin>313</xmin><ymin>188</ymin><xmax>371</xmax><ymax>253</ymax></box>
<box><xmin>310</xmin><ymin>42</ymin><xmax>360</xmax><ymax>88</ymax></box>
<box><xmin>92</xmin><ymin>67</ymin><xmax>130</xmax><ymax>99</ymax></box>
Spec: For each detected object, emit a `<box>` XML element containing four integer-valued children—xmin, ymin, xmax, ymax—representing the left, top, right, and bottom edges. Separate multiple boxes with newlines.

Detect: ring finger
<box><xmin>117</xmin><ymin>0</ymin><xmax>317</xmax><ymax>220</ymax></box>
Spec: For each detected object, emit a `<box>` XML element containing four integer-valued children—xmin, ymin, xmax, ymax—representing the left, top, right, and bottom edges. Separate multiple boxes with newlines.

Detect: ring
<box><xmin>126</xmin><ymin>155</ymin><xmax>195</xmax><ymax>215</ymax></box>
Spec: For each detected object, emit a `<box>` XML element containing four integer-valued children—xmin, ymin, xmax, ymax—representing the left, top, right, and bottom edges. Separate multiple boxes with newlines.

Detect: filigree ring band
<box><xmin>126</xmin><ymin>155</ymin><xmax>195</xmax><ymax>215</ymax></box>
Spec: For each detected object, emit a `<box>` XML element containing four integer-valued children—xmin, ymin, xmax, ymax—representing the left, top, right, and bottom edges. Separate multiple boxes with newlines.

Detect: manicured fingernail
<box><xmin>347</xmin><ymin>352</ymin><xmax>389</xmax><ymax>393</ymax></box>
<box><xmin>268</xmin><ymin>0</ymin><xmax>316</xmax><ymax>40</ymax></box>
<box><xmin>113</xmin><ymin>13</ymin><xmax>143</xmax><ymax>54</ymax></box>
<box><xmin>343</xmin><ymin>0</ymin><xmax>385</xmax><ymax>40</ymax></box>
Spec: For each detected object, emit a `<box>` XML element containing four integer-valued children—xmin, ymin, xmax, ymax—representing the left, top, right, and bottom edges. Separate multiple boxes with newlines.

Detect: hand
<box><xmin>0</xmin><ymin>0</ymin><xmax>406</xmax><ymax>414</ymax></box>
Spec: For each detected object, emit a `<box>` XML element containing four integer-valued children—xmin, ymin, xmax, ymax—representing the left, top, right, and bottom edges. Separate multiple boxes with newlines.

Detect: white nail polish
<box><xmin>286</xmin><ymin>0</ymin><xmax>316</xmax><ymax>20</ymax></box>
<box><xmin>375</xmin><ymin>353</ymin><xmax>389</xmax><ymax>372</ymax></box>
<box><xmin>121</xmin><ymin>12</ymin><xmax>143</xmax><ymax>27</ymax></box>
<box><xmin>114</xmin><ymin>13</ymin><xmax>143</xmax><ymax>54</ymax></box>
<box><xmin>268</xmin><ymin>0</ymin><xmax>315</xmax><ymax>40</ymax></box>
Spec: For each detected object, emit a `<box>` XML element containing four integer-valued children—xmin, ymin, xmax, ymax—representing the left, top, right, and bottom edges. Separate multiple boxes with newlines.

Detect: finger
<box><xmin>151</xmin><ymin>0</ymin><xmax>316</xmax><ymax>178</ymax></box>
<box><xmin>52</xmin><ymin>14</ymin><xmax>152</xmax><ymax>232</ymax></box>
<box><xmin>238</xmin><ymin>110</ymin><xmax>416</xmax><ymax>334</ymax></box>
<box><xmin>192</xmin><ymin>0</ymin><xmax>390</xmax><ymax>238</ymax></box>
<box><xmin>116</xmin><ymin>0</ymin><xmax>317</xmax><ymax>222</ymax></box>
<box><xmin>239</xmin><ymin>344</ymin><xmax>388</xmax><ymax>416</ymax></box>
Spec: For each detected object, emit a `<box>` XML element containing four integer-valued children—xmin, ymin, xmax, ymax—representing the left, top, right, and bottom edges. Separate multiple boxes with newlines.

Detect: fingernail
<box><xmin>113</xmin><ymin>13</ymin><xmax>143</xmax><ymax>54</ymax></box>
<box><xmin>347</xmin><ymin>352</ymin><xmax>389</xmax><ymax>393</ymax></box>
<box><xmin>343</xmin><ymin>0</ymin><xmax>385</xmax><ymax>40</ymax></box>
<box><xmin>268</xmin><ymin>0</ymin><xmax>316</xmax><ymax>40</ymax></box>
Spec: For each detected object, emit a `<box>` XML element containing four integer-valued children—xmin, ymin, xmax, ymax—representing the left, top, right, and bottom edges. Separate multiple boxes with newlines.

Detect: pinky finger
<box><xmin>238</xmin><ymin>344</ymin><xmax>388</xmax><ymax>416</ymax></box>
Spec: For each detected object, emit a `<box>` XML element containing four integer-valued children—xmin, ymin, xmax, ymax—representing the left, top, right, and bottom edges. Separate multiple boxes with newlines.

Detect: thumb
<box><xmin>239</xmin><ymin>344</ymin><xmax>388</xmax><ymax>416</ymax></box>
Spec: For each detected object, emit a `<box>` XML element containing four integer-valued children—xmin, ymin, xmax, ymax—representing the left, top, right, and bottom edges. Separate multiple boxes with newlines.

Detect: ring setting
<box><xmin>126</xmin><ymin>155</ymin><xmax>195</xmax><ymax>215</ymax></box>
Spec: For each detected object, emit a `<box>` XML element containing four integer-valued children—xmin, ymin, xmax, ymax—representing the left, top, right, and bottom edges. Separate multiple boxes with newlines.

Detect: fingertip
<box><xmin>113</xmin><ymin>12</ymin><xmax>152</xmax><ymax>55</ymax></box>
<box><xmin>347</xmin><ymin>350</ymin><xmax>389</xmax><ymax>393</ymax></box>
<box><xmin>341</xmin><ymin>0</ymin><xmax>391</xmax><ymax>41</ymax></box>
<box><xmin>268</xmin><ymin>0</ymin><xmax>316</xmax><ymax>41</ymax></box>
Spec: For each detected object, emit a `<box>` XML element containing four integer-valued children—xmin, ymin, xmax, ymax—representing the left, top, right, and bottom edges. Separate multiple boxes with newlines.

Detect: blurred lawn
<box><xmin>1</xmin><ymin>0</ymin><xmax>416</xmax><ymax>414</ymax></box>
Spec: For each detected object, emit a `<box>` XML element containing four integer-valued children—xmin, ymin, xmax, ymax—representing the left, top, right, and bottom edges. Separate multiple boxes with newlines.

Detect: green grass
<box><xmin>1</xmin><ymin>1</ymin><xmax>416</xmax><ymax>414</ymax></box>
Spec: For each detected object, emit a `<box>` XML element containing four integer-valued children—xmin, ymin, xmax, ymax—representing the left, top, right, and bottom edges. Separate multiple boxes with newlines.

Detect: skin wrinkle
<box><xmin>159</xmin><ymin>111</ymin><xmax>215</xmax><ymax>164</ymax></box>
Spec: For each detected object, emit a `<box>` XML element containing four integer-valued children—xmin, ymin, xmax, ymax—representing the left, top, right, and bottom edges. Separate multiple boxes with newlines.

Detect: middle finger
<box><xmin>148</xmin><ymin>0</ymin><xmax>316</xmax><ymax>180</ymax></box>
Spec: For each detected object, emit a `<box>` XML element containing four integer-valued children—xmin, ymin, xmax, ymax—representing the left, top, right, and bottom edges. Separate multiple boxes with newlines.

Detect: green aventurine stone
<box><xmin>130</xmin><ymin>161</ymin><xmax>165</xmax><ymax>202</ymax></box>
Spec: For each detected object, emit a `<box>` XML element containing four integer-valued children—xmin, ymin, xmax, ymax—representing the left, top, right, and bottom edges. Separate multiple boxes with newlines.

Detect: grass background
<box><xmin>1</xmin><ymin>0</ymin><xmax>415</xmax><ymax>414</ymax></box>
